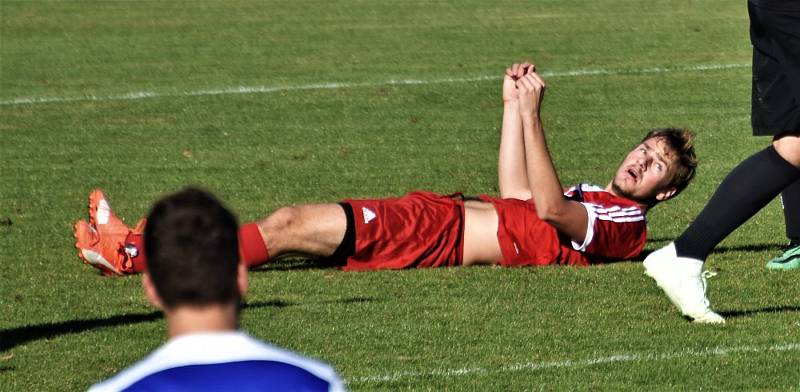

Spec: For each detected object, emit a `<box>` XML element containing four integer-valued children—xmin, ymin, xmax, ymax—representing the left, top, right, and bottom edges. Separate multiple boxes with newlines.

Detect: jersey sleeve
<box><xmin>571</xmin><ymin>202</ymin><xmax>646</xmax><ymax>260</ymax></box>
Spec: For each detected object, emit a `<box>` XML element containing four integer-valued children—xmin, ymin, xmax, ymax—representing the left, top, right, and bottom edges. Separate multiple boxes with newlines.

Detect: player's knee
<box><xmin>263</xmin><ymin>206</ymin><xmax>303</xmax><ymax>237</ymax></box>
<box><xmin>773</xmin><ymin>134</ymin><xmax>800</xmax><ymax>168</ymax></box>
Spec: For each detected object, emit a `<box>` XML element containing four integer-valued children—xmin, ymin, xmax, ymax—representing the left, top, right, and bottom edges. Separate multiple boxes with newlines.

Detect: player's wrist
<box><xmin>521</xmin><ymin>111</ymin><xmax>541</xmax><ymax>124</ymax></box>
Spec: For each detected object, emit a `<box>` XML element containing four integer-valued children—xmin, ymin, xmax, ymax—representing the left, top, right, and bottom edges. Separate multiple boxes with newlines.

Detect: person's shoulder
<box><xmin>181</xmin><ymin>332</ymin><xmax>346</xmax><ymax>391</ymax></box>
<box><xmin>576</xmin><ymin>184</ymin><xmax>645</xmax><ymax>225</ymax></box>
<box><xmin>86</xmin><ymin>340</ymin><xmax>174</xmax><ymax>392</ymax></box>
<box><xmin>565</xmin><ymin>184</ymin><xmax>632</xmax><ymax>205</ymax></box>
<box><xmin>237</xmin><ymin>332</ymin><xmax>341</xmax><ymax>378</ymax></box>
<box><xmin>88</xmin><ymin>332</ymin><xmax>344</xmax><ymax>392</ymax></box>
<box><xmin>180</xmin><ymin>331</ymin><xmax>344</xmax><ymax>387</ymax></box>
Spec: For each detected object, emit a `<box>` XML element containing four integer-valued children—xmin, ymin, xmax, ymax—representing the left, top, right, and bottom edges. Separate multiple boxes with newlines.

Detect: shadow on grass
<box><xmin>250</xmin><ymin>257</ymin><xmax>344</xmax><ymax>272</ymax></box>
<box><xmin>638</xmin><ymin>242</ymin><xmax>786</xmax><ymax>261</ymax></box>
<box><xmin>246</xmin><ymin>299</ymin><xmax>294</xmax><ymax>308</ymax></box>
<box><xmin>710</xmin><ymin>243</ymin><xmax>787</xmax><ymax>254</ymax></box>
<box><xmin>0</xmin><ymin>311</ymin><xmax>163</xmax><ymax>353</ymax></box>
<box><xmin>0</xmin><ymin>297</ymin><xmax>375</xmax><ymax>353</ymax></box>
<box><xmin>244</xmin><ymin>297</ymin><xmax>378</xmax><ymax>309</ymax></box>
<box><xmin>718</xmin><ymin>305</ymin><xmax>800</xmax><ymax>319</ymax></box>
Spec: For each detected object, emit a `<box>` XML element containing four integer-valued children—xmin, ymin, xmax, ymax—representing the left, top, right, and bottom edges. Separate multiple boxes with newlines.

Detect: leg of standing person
<box><xmin>643</xmin><ymin>1</ymin><xmax>800</xmax><ymax>323</ymax></box>
<box><xmin>766</xmin><ymin>179</ymin><xmax>800</xmax><ymax>270</ymax></box>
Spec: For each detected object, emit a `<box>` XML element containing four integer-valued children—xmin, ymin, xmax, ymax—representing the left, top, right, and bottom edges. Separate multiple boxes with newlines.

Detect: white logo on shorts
<box><xmin>362</xmin><ymin>207</ymin><xmax>376</xmax><ymax>224</ymax></box>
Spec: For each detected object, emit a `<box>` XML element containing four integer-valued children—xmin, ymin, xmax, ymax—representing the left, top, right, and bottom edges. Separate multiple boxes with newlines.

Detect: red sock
<box><xmin>123</xmin><ymin>232</ymin><xmax>147</xmax><ymax>273</ymax></box>
<box><xmin>239</xmin><ymin>223</ymin><xmax>270</xmax><ymax>268</ymax></box>
<box><xmin>124</xmin><ymin>223</ymin><xmax>270</xmax><ymax>272</ymax></box>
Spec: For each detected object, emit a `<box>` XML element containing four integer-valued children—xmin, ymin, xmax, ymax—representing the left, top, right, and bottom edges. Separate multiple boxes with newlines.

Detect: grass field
<box><xmin>2</xmin><ymin>0</ymin><xmax>799</xmax><ymax>390</ymax></box>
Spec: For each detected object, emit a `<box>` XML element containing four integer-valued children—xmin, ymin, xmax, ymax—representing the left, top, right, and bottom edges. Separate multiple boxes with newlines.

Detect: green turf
<box><xmin>2</xmin><ymin>0</ymin><xmax>798</xmax><ymax>390</ymax></box>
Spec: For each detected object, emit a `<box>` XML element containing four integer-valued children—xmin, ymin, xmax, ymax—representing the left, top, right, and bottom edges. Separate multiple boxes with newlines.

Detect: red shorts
<box><xmin>341</xmin><ymin>191</ymin><xmax>465</xmax><ymax>271</ymax></box>
<box><xmin>480</xmin><ymin>195</ymin><xmax>592</xmax><ymax>267</ymax></box>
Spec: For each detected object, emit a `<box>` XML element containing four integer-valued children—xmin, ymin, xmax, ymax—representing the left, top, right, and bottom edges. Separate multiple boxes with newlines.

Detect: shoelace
<box><xmin>698</xmin><ymin>270</ymin><xmax>717</xmax><ymax>298</ymax></box>
<box><xmin>701</xmin><ymin>270</ymin><xmax>717</xmax><ymax>279</ymax></box>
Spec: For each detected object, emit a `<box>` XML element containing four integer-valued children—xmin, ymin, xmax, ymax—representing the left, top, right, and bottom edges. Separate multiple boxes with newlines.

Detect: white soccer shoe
<box><xmin>643</xmin><ymin>243</ymin><xmax>725</xmax><ymax>324</ymax></box>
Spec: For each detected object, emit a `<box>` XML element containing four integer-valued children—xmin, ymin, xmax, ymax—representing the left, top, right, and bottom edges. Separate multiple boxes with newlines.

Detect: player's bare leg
<box><xmin>254</xmin><ymin>204</ymin><xmax>347</xmax><ymax>260</ymax></box>
<box><xmin>772</xmin><ymin>133</ymin><xmax>800</xmax><ymax>167</ymax></box>
<box><xmin>253</xmin><ymin>200</ymin><xmax>503</xmax><ymax>267</ymax></box>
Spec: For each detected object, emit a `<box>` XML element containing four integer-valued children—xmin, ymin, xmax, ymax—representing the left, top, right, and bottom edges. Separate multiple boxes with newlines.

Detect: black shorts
<box><xmin>749</xmin><ymin>0</ymin><xmax>800</xmax><ymax>136</ymax></box>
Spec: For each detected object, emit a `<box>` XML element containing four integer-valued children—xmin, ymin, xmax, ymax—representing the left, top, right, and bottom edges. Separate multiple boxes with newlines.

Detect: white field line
<box><xmin>0</xmin><ymin>63</ymin><xmax>748</xmax><ymax>107</ymax></box>
<box><xmin>346</xmin><ymin>341</ymin><xmax>800</xmax><ymax>385</ymax></box>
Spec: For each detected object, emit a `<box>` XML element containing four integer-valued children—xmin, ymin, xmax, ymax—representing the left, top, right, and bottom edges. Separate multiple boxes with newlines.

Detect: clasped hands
<box><xmin>503</xmin><ymin>62</ymin><xmax>546</xmax><ymax>118</ymax></box>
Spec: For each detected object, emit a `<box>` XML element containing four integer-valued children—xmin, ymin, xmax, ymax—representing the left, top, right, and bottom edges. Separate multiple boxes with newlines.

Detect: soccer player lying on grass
<box><xmin>74</xmin><ymin>62</ymin><xmax>697</xmax><ymax>275</ymax></box>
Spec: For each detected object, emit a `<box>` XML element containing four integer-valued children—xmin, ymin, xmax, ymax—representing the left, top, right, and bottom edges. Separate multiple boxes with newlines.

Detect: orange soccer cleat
<box><xmin>88</xmin><ymin>189</ymin><xmax>130</xmax><ymax>239</ymax></box>
<box><xmin>74</xmin><ymin>190</ymin><xmax>145</xmax><ymax>276</ymax></box>
<box><xmin>74</xmin><ymin>219</ymin><xmax>126</xmax><ymax>276</ymax></box>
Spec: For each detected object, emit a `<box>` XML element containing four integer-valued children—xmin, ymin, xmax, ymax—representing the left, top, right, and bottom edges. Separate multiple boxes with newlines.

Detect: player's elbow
<box><xmin>535</xmin><ymin>206</ymin><xmax>556</xmax><ymax>222</ymax></box>
<box><xmin>535</xmin><ymin>202</ymin><xmax>567</xmax><ymax>223</ymax></box>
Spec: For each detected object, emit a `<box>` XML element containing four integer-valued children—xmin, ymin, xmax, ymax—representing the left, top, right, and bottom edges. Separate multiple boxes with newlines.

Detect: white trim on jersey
<box><xmin>564</xmin><ymin>184</ymin><xmax>607</xmax><ymax>195</ymax></box>
<box><xmin>589</xmin><ymin>204</ymin><xmax>644</xmax><ymax>223</ymax></box>
<box><xmin>571</xmin><ymin>202</ymin><xmax>596</xmax><ymax>251</ymax></box>
<box><xmin>579</xmin><ymin>184</ymin><xmax>606</xmax><ymax>192</ymax></box>
<box><xmin>88</xmin><ymin>331</ymin><xmax>345</xmax><ymax>392</ymax></box>
<box><xmin>565</xmin><ymin>184</ymin><xmax>634</xmax><ymax>251</ymax></box>
<box><xmin>571</xmin><ymin>203</ymin><xmax>644</xmax><ymax>251</ymax></box>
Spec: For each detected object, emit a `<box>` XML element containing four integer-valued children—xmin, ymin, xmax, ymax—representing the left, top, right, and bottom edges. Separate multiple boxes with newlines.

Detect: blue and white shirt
<box><xmin>88</xmin><ymin>331</ymin><xmax>345</xmax><ymax>392</ymax></box>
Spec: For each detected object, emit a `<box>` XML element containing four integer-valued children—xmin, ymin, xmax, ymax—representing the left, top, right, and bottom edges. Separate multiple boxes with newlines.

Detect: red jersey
<box><xmin>481</xmin><ymin>184</ymin><xmax>646</xmax><ymax>267</ymax></box>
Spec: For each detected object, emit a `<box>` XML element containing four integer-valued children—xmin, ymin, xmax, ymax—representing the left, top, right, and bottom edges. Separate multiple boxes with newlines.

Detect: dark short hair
<box><xmin>144</xmin><ymin>187</ymin><xmax>240</xmax><ymax>309</ymax></box>
<box><xmin>641</xmin><ymin>127</ymin><xmax>697</xmax><ymax>197</ymax></box>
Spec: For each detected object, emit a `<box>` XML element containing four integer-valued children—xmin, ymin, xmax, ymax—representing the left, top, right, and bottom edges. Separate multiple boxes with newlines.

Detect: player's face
<box><xmin>611</xmin><ymin>137</ymin><xmax>678</xmax><ymax>203</ymax></box>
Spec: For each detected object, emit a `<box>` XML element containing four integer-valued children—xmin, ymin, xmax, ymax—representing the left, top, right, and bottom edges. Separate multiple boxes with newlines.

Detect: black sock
<box><xmin>674</xmin><ymin>146</ymin><xmax>800</xmax><ymax>260</ymax></box>
<box><xmin>781</xmin><ymin>179</ymin><xmax>800</xmax><ymax>244</ymax></box>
